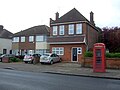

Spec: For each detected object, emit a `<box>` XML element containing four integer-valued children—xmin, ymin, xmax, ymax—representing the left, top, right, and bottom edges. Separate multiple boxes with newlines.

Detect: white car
<box><xmin>40</xmin><ymin>53</ymin><xmax>61</xmax><ymax>64</ymax></box>
<box><xmin>23</xmin><ymin>54</ymin><xmax>41</xmax><ymax>63</ymax></box>
<box><xmin>23</xmin><ymin>54</ymin><xmax>34</xmax><ymax>63</ymax></box>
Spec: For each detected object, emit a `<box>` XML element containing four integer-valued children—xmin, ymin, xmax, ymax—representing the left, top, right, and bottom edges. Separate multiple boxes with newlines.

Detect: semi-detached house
<box><xmin>0</xmin><ymin>25</ymin><xmax>13</xmax><ymax>54</ymax></box>
<box><xmin>12</xmin><ymin>25</ymin><xmax>50</xmax><ymax>56</ymax></box>
<box><xmin>48</xmin><ymin>8</ymin><xmax>99</xmax><ymax>64</ymax></box>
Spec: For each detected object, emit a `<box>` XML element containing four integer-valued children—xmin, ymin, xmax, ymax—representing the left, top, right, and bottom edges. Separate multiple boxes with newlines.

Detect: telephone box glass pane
<box><xmin>96</xmin><ymin>49</ymin><xmax>101</xmax><ymax>64</ymax></box>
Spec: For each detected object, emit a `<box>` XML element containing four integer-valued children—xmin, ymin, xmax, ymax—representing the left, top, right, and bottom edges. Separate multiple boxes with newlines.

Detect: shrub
<box><xmin>84</xmin><ymin>52</ymin><xmax>93</xmax><ymax>57</ymax></box>
<box><xmin>106</xmin><ymin>53</ymin><xmax>120</xmax><ymax>58</ymax></box>
<box><xmin>9</xmin><ymin>57</ymin><xmax>22</xmax><ymax>62</ymax></box>
<box><xmin>84</xmin><ymin>51</ymin><xmax>120</xmax><ymax>58</ymax></box>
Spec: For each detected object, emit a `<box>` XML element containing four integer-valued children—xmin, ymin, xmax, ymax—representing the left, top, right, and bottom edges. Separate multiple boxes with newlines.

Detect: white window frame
<box><xmin>69</xmin><ymin>24</ymin><xmax>74</xmax><ymax>34</ymax></box>
<box><xmin>76</xmin><ymin>24</ymin><xmax>82</xmax><ymax>34</ymax></box>
<box><xmin>59</xmin><ymin>25</ymin><xmax>64</xmax><ymax>35</ymax></box>
<box><xmin>53</xmin><ymin>26</ymin><xmax>57</xmax><ymax>35</ymax></box>
<box><xmin>36</xmin><ymin>35</ymin><xmax>44</xmax><ymax>42</ymax></box>
<box><xmin>29</xmin><ymin>36</ymin><xmax>34</xmax><ymax>42</ymax></box>
<box><xmin>77</xmin><ymin>47</ymin><xmax>82</xmax><ymax>54</ymax></box>
<box><xmin>21</xmin><ymin>36</ymin><xmax>25</xmax><ymax>42</ymax></box>
<box><xmin>13</xmin><ymin>37</ymin><xmax>19</xmax><ymax>42</ymax></box>
<box><xmin>28</xmin><ymin>50</ymin><xmax>34</xmax><ymax>55</ymax></box>
<box><xmin>52</xmin><ymin>47</ymin><xmax>64</xmax><ymax>55</ymax></box>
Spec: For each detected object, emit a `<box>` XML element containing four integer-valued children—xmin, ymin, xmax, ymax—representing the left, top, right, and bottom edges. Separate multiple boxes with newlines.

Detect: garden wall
<box><xmin>84</xmin><ymin>57</ymin><xmax>120</xmax><ymax>69</ymax></box>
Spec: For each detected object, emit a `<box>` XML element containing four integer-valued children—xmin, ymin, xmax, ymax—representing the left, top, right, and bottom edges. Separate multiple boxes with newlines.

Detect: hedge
<box><xmin>84</xmin><ymin>52</ymin><xmax>120</xmax><ymax>58</ymax></box>
<box><xmin>9</xmin><ymin>57</ymin><xmax>22</xmax><ymax>62</ymax></box>
<box><xmin>84</xmin><ymin>52</ymin><xmax>93</xmax><ymax>57</ymax></box>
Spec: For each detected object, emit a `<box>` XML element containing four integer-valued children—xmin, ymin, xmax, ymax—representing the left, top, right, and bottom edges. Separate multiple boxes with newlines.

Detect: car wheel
<box><xmin>24</xmin><ymin>61</ymin><xmax>28</xmax><ymax>63</ymax></box>
<box><xmin>59</xmin><ymin>58</ymin><xmax>62</xmax><ymax>62</ymax></box>
<box><xmin>41</xmin><ymin>62</ymin><xmax>44</xmax><ymax>64</ymax></box>
<box><xmin>50</xmin><ymin>60</ymin><xmax>53</xmax><ymax>65</ymax></box>
<box><xmin>31</xmin><ymin>60</ymin><xmax>33</xmax><ymax>64</ymax></box>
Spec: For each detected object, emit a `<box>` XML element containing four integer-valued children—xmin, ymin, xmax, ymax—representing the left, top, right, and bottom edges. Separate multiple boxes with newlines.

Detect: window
<box><xmin>53</xmin><ymin>26</ymin><xmax>57</xmax><ymax>35</ymax></box>
<box><xmin>76</xmin><ymin>24</ymin><xmax>82</xmax><ymax>34</ymax></box>
<box><xmin>52</xmin><ymin>47</ymin><xmax>64</xmax><ymax>55</ymax></box>
<box><xmin>69</xmin><ymin>24</ymin><xmax>74</xmax><ymax>34</ymax></box>
<box><xmin>13</xmin><ymin>37</ymin><xmax>19</xmax><ymax>42</ymax></box>
<box><xmin>35</xmin><ymin>49</ymin><xmax>49</xmax><ymax>55</ymax></box>
<box><xmin>21</xmin><ymin>36</ymin><xmax>25</xmax><ymax>42</ymax></box>
<box><xmin>29</xmin><ymin>36</ymin><xmax>34</xmax><ymax>42</ymax></box>
<box><xmin>28</xmin><ymin>50</ymin><xmax>34</xmax><ymax>55</ymax></box>
<box><xmin>12</xmin><ymin>49</ymin><xmax>19</xmax><ymax>56</ymax></box>
<box><xmin>59</xmin><ymin>25</ymin><xmax>64</xmax><ymax>35</ymax></box>
<box><xmin>36</xmin><ymin>36</ymin><xmax>44</xmax><ymax>42</ymax></box>
<box><xmin>77</xmin><ymin>47</ymin><xmax>82</xmax><ymax>54</ymax></box>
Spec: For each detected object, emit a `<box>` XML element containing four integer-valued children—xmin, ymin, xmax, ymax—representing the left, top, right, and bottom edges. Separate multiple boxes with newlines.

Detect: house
<box><xmin>0</xmin><ymin>25</ymin><xmax>13</xmax><ymax>54</ymax></box>
<box><xmin>47</xmin><ymin>8</ymin><xmax>99</xmax><ymax>63</ymax></box>
<box><xmin>12</xmin><ymin>25</ymin><xmax>50</xmax><ymax>56</ymax></box>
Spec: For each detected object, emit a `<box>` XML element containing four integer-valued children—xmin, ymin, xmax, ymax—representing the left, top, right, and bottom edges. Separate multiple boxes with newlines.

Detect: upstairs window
<box><xmin>69</xmin><ymin>24</ymin><xmax>74</xmax><ymax>34</ymax></box>
<box><xmin>36</xmin><ymin>35</ymin><xmax>44</xmax><ymax>42</ymax></box>
<box><xmin>59</xmin><ymin>25</ymin><xmax>64</xmax><ymax>35</ymax></box>
<box><xmin>13</xmin><ymin>37</ymin><xmax>19</xmax><ymax>42</ymax></box>
<box><xmin>53</xmin><ymin>26</ymin><xmax>57</xmax><ymax>35</ymax></box>
<box><xmin>29</xmin><ymin>36</ymin><xmax>34</xmax><ymax>42</ymax></box>
<box><xmin>21</xmin><ymin>36</ymin><xmax>25</xmax><ymax>42</ymax></box>
<box><xmin>76</xmin><ymin>24</ymin><xmax>82</xmax><ymax>34</ymax></box>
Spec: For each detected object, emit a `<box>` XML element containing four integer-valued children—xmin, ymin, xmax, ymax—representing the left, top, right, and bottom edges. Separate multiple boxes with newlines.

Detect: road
<box><xmin>0</xmin><ymin>69</ymin><xmax>120</xmax><ymax>90</ymax></box>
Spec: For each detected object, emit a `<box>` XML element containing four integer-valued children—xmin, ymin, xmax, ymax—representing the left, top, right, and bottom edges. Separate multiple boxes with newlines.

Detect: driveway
<box><xmin>0</xmin><ymin>62</ymin><xmax>82</xmax><ymax>73</ymax></box>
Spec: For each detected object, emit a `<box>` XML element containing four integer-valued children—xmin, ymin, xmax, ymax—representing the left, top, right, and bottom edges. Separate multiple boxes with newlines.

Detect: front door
<box><xmin>3</xmin><ymin>49</ymin><xmax>7</xmax><ymax>54</ymax></box>
<box><xmin>72</xmin><ymin>48</ymin><xmax>77</xmax><ymax>62</ymax></box>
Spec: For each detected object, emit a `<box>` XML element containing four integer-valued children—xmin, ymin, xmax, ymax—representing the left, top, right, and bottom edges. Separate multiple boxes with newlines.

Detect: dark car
<box><xmin>0</xmin><ymin>54</ymin><xmax>15</xmax><ymax>62</ymax></box>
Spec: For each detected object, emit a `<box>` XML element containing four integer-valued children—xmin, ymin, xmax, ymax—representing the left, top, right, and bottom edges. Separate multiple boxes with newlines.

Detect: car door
<box><xmin>51</xmin><ymin>54</ymin><xmax>56</xmax><ymax>62</ymax></box>
<box><xmin>54</xmin><ymin>54</ymin><xmax>59</xmax><ymax>62</ymax></box>
<box><xmin>55</xmin><ymin>54</ymin><xmax>60</xmax><ymax>62</ymax></box>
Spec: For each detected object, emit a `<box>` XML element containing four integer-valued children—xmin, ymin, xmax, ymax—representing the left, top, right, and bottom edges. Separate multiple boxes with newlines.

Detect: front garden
<box><xmin>84</xmin><ymin>52</ymin><xmax>120</xmax><ymax>69</ymax></box>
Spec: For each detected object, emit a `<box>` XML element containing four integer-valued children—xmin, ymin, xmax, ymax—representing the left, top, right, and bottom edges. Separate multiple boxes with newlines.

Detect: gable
<box><xmin>51</xmin><ymin>8</ymin><xmax>89</xmax><ymax>24</ymax></box>
<box><xmin>0</xmin><ymin>29</ymin><xmax>13</xmax><ymax>39</ymax></box>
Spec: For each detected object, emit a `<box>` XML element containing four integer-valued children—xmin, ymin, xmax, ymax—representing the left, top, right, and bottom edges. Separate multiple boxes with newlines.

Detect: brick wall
<box><xmin>50</xmin><ymin>22</ymin><xmax>86</xmax><ymax>37</ymax></box>
<box><xmin>84</xmin><ymin>57</ymin><xmax>120</xmax><ymax>69</ymax></box>
<box><xmin>19</xmin><ymin>36</ymin><xmax>35</xmax><ymax>50</ymax></box>
<box><xmin>50</xmin><ymin>44</ymin><xmax>86</xmax><ymax>63</ymax></box>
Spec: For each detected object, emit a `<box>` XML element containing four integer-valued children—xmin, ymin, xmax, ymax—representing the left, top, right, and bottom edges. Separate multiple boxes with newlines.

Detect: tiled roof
<box><xmin>0</xmin><ymin>29</ymin><xmax>13</xmax><ymax>39</ymax></box>
<box><xmin>14</xmin><ymin>25</ymin><xmax>50</xmax><ymax>36</ymax></box>
<box><xmin>51</xmin><ymin>8</ymin><xmax>89</xmax><ymax>24</ymax></box>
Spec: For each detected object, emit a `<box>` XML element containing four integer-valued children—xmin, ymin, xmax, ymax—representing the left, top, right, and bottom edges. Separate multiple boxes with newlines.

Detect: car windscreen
<box><xmin>42</xmin><ymin>54</ymin><xmax>50</xmax><ymax>57</ymax></box>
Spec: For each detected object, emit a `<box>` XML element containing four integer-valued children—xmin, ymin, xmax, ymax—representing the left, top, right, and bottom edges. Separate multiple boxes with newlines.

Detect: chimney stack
<box><xmin>90</xmin><ymin>11</ymin><xmax>95</xmax><ymax>25</ymax></box>
<box><xmin>55</xmin><ymin>12</ymin><xmax>59</xmax><ymax>20</ymax></box>
<box><xmin>0</xmin><ymin>25</ymin><xmax>3</xmax><ymax>30</ymax></box>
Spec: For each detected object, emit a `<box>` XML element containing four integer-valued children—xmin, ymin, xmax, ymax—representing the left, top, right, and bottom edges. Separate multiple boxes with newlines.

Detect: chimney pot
<box><xmin>0</xmin><ymin>25</ymin><xmax>4</xmax><ymax>30</ymax></box>
<box><xmin>90</xmin><ymin>11</ymin><xmax>95</xmax><ymax>25</ymax></box>
<box><xmin>55</xmin><ymin>12</ymin><xmax>59</xmax><ymax>20</ymax></box>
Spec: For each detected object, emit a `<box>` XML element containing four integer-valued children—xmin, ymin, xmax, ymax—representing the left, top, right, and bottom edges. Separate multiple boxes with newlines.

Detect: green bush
<box><xmin>84</xmin><ymin>51</ymin><xmax>120</xmax><ymax>58</ymax></box>
<box><xmin>84</xmin><ymin>52</ymin><xmax>93</xmax><ymax>57</ymax></box>
<box><xmin>10</xmin><ymin>57</ymin><xmax>22</xmax><ymax>62</ymax></box>
<box><xmin>106</xmin><ymin>53</ymin><xmax>120</xmax><ymax>58</ymax></box>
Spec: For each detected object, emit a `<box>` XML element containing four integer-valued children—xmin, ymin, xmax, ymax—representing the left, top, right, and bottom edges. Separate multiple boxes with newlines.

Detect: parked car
<box><xmin>23</xmin><ymin>54</ymin><xmax>41</xmax><ymax>63</ymax></box>
<box><xmin>0</xmin><ymin>54</ymin><xmax>15</xmax><ymax>62</ymax></box>
<box><xmin>40</xmin><ymin>53</ymin><xmax>61</xmax><ymax>64</ymax></box>
<box><xmin>0</xmin><ymin>54</ymin><xmax>3</xmax><ymax>62</ymax></box>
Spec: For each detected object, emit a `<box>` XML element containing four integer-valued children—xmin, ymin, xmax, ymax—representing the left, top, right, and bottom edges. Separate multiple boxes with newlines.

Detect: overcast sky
<box><xmin>0</xmin><ymin>0</ymin><xmax>120</xmax><ymax>33</ymax></box>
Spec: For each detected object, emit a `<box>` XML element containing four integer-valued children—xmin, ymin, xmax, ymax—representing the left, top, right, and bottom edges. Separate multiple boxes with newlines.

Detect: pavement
<box><xmin>0</xmin><ymin>62</ymin><xmax>120</xmax><ymax>80</ymax></box>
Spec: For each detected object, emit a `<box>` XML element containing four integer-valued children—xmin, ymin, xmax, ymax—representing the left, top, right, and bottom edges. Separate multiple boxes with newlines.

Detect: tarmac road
<box><xmin>0</xmin><ymin>68</ymin><xmax>120</xmax><ymax>90</ymax></box>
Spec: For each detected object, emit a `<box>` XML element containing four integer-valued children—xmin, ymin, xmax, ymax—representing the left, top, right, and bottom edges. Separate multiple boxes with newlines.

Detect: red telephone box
<box><xmin>93</xmin><ymin>43</ymin><xmax>106</xmax><ymax>72</ymax></box>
